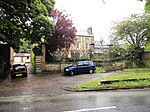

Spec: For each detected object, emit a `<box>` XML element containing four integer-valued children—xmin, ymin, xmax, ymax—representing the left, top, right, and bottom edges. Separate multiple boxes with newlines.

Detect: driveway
<box><xmin>0</xmin><ymin>72</ymin><xmax>120</xmax><ymax>97</ymax></box>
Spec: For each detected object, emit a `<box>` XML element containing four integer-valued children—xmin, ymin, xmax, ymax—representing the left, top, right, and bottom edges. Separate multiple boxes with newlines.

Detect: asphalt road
<box><xmin>0</xmin><ymin>89</ymin><xmax>150</xmax><ymax>112</ymax></box>
<box><xmin>0</xmin><ymin>72</ymin><xmax>150</xmax><ymax>112</ymax></box>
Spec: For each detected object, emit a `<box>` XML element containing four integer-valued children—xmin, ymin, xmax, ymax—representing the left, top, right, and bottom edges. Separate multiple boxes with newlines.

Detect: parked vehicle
<box><xmin>64</xmin><ymin>61</ymin><xmax>96</xmax><ymax>76</ymax></box>
<box><xmin>11</xmin><ymin>64</ymin><xmax>27</xmax><ymax>79</ymax></box>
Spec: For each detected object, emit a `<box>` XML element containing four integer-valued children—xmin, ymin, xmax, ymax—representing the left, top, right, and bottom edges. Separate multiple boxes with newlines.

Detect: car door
<box><xmin>82</xmin><ymin>61</ymin><xmax>90</xmax><ymax>73</ymax></box>
<box><xmin>76</xmin><ymin>62</ymin><xmax>84</xmax><ymax>74</ymax></box>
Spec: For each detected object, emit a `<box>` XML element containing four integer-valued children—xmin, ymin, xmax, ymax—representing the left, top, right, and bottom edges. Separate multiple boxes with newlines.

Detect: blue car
<box><xmin>64</xmin><ymin>61</ymin><xmax>96</xmax><ymax>76</ymax></box>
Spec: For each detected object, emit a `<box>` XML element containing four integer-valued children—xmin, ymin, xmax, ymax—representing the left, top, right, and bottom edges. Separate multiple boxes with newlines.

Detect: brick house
<box><xmin>68</xmin><ymin>27</ymin><xmax>94</xmax><ymax>59</ymax></box>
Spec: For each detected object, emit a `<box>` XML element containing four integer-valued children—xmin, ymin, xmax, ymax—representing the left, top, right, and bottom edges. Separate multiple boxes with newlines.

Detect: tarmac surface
<box><xmin>0</xmin><ymin>72</ymin><xmax>121</xmax><ymax>97</ymax></box>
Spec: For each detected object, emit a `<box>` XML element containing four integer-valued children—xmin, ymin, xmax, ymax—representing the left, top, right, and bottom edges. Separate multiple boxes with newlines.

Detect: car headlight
<box><xmin>65</xmin><ymin>69</ymin><xmax>69</xmax><ymax>71</ymax></box>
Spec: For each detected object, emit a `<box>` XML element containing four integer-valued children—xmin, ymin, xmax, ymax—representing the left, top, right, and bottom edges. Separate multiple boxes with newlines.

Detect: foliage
<box><xmin>95</xmin><ymin>67</ymin><xmax>106</xmax><ymax>73</ymax></box>
<box><xmin>111</xmin><ymin>45</ymin><xmax>126</xmax><ymax>58</ymax></box>
<box><xmin>145</xmin><ymin>0</ymin><xmax>150</xmax><ymax>13</ymax></box>
<box><xmin>110</xmin><ymin>14</ymin><xmax>150</xmax><ymax>66</ymax></box>
<box><xmin>145</xmin><ymin>42</ymin><xmax>150</xmax><ymax>50</ymax></box>
<box><xmin>0</xmin><ymin>0</ymin><xmax>55</xmax><ymax>52</ymax></box>
<box><xmin>82</xmin><ymin>53</ymin><xmax>90</xmax><ymax>60</ymax></box>
<box><xmin>30</xmin><ymin>51</ymin><xmax>35</xmax><ymax>74</ymax></box>
<box><xmin>19</xmin><ymin>39</ymin><xmax>30</xmax><ymax>53</ymax></box>
<box><xmin>110</xmin><ymin>14</ymin><xmax>150</xmax><ymax>47</ymax></box>
<box><xmin>33</xmin><ymin>45</ymin><xmax>42</xmax><ymax>55</ymax></box>
<box><xmin>46</xmin><ymin>9</ymin><xmax>77</xmax><ymax>61</ymax></box>
<box><xmin>145</xmin><ymin>0</ymin><xmax>150</xmax><ymax>42</ymax></box>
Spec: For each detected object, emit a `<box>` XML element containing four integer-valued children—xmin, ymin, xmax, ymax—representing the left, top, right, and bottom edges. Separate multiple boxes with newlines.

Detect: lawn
<box><xmin>73</xmin><ymin>68</ymin><xmax>150</xmax><ymax>90</ymax></box>
<box><xmin>118</xmin><ymin>68</ymin><xmax>150</xmax><ymax>73</ymax></box>
<box><xmin>95</xmin><ymin>67</ymin><xmax>106</xmax><ymax>73</ymax></box>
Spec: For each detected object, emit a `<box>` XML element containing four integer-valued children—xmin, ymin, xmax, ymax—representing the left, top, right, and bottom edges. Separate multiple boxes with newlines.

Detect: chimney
<box><xmin>87</xmin><ymin>27</ymin><xmax>93</xmax><ymax>35</ymax></box>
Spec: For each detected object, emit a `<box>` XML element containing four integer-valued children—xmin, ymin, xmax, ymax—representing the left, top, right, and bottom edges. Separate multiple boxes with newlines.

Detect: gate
<box><xmin>0</xmin><ymin>56</ymin><xmax>4</xmax><ymax>80</ymax></box>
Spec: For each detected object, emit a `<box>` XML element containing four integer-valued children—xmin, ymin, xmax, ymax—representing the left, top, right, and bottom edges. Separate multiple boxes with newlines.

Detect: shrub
<box><xmin>96</xmin><ymin>67</ymin><xmax>106</xmax><ymax>73</ymax></box>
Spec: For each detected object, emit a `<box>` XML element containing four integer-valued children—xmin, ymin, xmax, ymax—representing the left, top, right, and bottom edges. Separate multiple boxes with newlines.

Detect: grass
<box><xmin>124</xmin><ymin>68</ymin><xmax>150</xmax><ymax>72</ymax></box>
<box><xmin>95</xmin><ymin>67</ymin><xmax>106</xmax><ymax>73</ymax></box>
<box><xmin>73</xmin><ymin>69</ymin><xmax>150</xmax><ymax>90</ymax></box>
<box><xmin>117</xmin><ymin>68</ymin><xmax>150</xmax><ymax>73</ymax></box>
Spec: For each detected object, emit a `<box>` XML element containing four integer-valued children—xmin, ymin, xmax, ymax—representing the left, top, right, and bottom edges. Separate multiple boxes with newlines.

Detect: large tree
<box><xmin>145</xmin><ymin>0</ymin><xmax>150</xmax><ymax>42</ymax></box>
<box><xmin>0</xmin><ymin>0</ymin><xmax>55</xmax><ymax>51</ymax></box>
<box><xmin>144</xmin><ymin>0</ymin><xmax>150</xmax><ymax>51</ymax></box>
<box><xmin>110</xmin><ymin>14</ymin><xmax>150</xmax><ymax>66</ymax></box>
<box><xmin>45</xmin><ymin>9</ymin><xmax>77</xmax><ymax>60</ymax></box>
<box><xmin>145</xmin><ymin>0</ymin><xmax>150</xmax><ymax>12</ymax></box>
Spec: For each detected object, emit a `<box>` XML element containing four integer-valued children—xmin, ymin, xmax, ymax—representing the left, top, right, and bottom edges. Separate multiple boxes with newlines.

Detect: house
<box><xmin>68</xmin><ymin>27</ymin><xmax>94</xmax><ymax>59</ymax></box>
<box><xmin>14</xmin><ymin>53</ymin><xmax>31</xmax><ymax>65</ymax></box>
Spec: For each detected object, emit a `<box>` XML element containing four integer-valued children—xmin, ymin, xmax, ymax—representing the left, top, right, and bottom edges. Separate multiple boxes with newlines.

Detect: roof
<box><xmin>76</xmin><ymin>30</ymin><xmax>94</xmax><ymax>37</ymax></box>
<box><xmin>14</xmin><ymin>53</ymin><xmax>31</xmax><ymax>57</ymax></box>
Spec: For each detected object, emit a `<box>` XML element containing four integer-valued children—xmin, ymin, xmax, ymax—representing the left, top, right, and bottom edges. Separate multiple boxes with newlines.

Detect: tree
<box><xmin>45</xmin><ymin>9</ymin><xmax>77</xmax><ymax>61</ymax></box>
<box><xmin>0</xmin><ymin>0</ymin><xmax>55</xmax><ymax>51</ymax></box>
<box><xmin>145</xmin><ymin>0</ymin><xmax>150</xmax><ymax>42</ymax></box>
<box><xmin>110</xmin><ymin>14</ymin><xmax>150</xmax><ymax>66</ymax></box>
<box><xmin>145</xmin><ymin>0</ymin><xmax>150</xmax><ymax>12</ymax></box>
<box><xmin>19</xmin><ymin>39</ymin><xmax>30</xmax><ymax>53</ymax></box>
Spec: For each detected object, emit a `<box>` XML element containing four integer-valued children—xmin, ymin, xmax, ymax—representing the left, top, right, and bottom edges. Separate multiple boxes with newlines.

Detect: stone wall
<box><xmin>143</xmin><ymin>51</ymin><xmax>150</xmax><ymax>67</ymax></box>
<box><xmin>41</xmin><ymin>51</ymin><xmax>150</xmax><ymax>74</ymax></box>
<box><xmin>44</xmin><ymin>63</ymin><xmax>72</xmax><ymax>72</ymax></box>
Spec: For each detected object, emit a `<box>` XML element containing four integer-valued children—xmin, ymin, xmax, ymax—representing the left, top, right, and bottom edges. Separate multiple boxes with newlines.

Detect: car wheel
<box><xmin>89</xmin><ymin>69</ymin><xmax>94</xmax><ymax>74</ymax></box>
<box><xmin>70</xmin><ymin>71</ymin><xmax>74</xmax><ymax>76</ymax></box>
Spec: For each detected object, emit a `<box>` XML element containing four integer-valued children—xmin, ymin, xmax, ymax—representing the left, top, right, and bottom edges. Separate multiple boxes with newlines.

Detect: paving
<box><xmin>0</xmin><ymin>72</ymin><xmax>121</xmax><ymax>97</ymax></box>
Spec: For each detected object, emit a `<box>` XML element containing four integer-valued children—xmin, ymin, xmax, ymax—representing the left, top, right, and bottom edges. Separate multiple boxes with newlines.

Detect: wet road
<box><xmin>0</xmin><ymin>89</ymin><xmax>150</xmax><ymax>112</ymax></box>
<box><xmin>0</xmin><ymin>72</ymin><xmax>120</xmax><ymax>97</ymax></box>
<box><xmin>0</xmin><ymin>72</ymin><xmax>150</xmax><ymax>112</ymax></box>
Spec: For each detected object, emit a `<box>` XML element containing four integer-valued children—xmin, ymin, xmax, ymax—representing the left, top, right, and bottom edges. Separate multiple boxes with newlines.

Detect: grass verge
<box><xmin>73</xmin><ymin>71</ymin><xmax>150</xmax><ymax>90</ymax></box>
<box><xmin>117</xmin><ymin>68</ymin><xmax>150</xmax><ymax>73</ymax></box>
<box><xmin>95</xmin><ymin>67</ymin><xmax>106</xmax><ymax>73</ymax></box>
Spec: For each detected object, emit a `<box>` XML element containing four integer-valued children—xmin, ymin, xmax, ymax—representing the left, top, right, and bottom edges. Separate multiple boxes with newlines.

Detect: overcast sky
<box><xmin>54</xmin><ymin>0</ymin><xmax>146</xmax><ymax>43</ymax></box>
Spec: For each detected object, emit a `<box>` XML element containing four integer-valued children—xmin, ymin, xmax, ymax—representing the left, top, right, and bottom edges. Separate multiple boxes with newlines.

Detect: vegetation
<box><xmin>74</xmin><ymin>69</ymin><xmax>150</xmax><ymax>90</ymax></box>
<box><xmin>30</xmin><ymin>51</ymin><xmax>35</xmax><ymax>74</ymax></box>
<box><xmin>145</xmin><ymin>0</ymin><xmax>150</xmax><ymax>43</ymax></box>
<box><xmin>110</xmin><ymin>14</ymin><xmax>150</xmax><ymax>66</ymax></box>
<box><xmin>95</xmin><ymin>67</ymin><xmax>106</xmax><ymax>73</ymax></box>
<box><xmin>145</xmin><ymin>0</ymin><xmax>150</xmax><ymax>13</ymax></box>
<box><xmin>46</xmin><ymin>9</ymin><xmax>77</xmax><ymax>61</ymax></box>
<box><xmin>145</xmin><ymin>42</ymin><xmax>150</xmax><ymax>50</ymax></box>
<box><xmin>0</xmin><ymin>0</ymin><xmax>55</xmax><ymax>52</ymax></box>
<box><xmin>19</xmin><ymin>39</ymin><xmax>31</xmax><ymax>53</ymax></box>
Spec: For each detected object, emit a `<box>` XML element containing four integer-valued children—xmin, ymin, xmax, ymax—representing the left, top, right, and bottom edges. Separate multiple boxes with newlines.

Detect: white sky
<box><xmin>54</xmin><ymin>0</ymin><xmax>146</xmax><ymax>43</ymax></box>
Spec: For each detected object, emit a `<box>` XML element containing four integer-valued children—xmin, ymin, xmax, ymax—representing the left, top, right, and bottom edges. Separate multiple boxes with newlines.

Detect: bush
<box><xmin>30</xmin><ymin>51</ymin><xmax>35</xmax><ymax>74</ymax></box>
<box><xmin>96</xmin><ymin>67</ymin><xmax>106</xmax><ymax>73</ymax></box>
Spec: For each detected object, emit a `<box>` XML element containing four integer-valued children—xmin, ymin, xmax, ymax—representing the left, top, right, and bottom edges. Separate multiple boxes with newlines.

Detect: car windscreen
<box><xmin>14</xmin><ymin>65</ymin><xmax>26</xmax><ymax>72</ymax></box>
